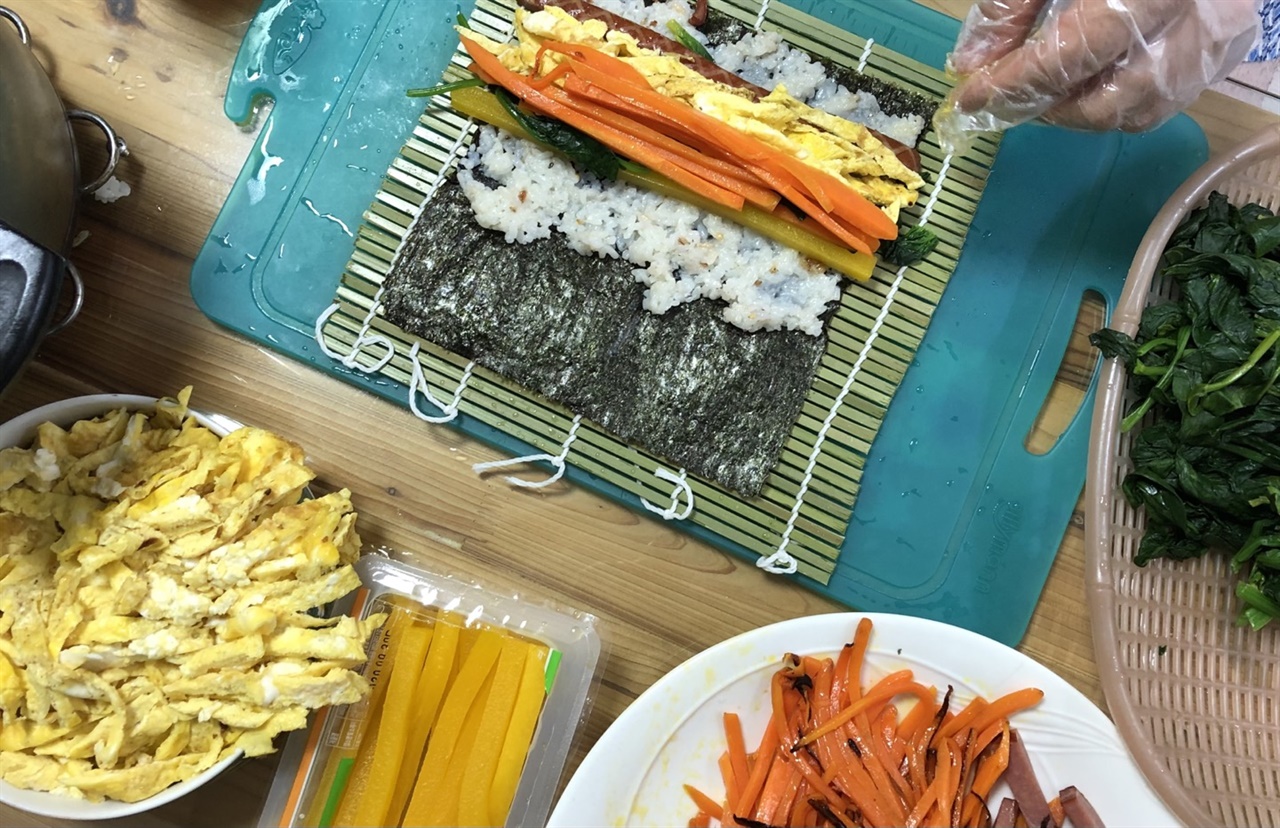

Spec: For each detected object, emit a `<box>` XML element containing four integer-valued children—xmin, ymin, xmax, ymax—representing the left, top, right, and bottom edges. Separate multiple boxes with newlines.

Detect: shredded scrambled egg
<box><xmin>467</xmin><ymin>7</ymin><xmax>925</xmax><ymax>221</ymax></box>
<box><xmin>0</xmin><ymin>389</ymin><xmax>385</xmax><ymax>803</ymax></box>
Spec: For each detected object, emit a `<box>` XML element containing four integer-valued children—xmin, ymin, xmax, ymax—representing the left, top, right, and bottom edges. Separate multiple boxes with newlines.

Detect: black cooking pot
<box><xmin>0</xmin><ymin>6</ymin><xmax>124</xmax><ymax>394</ymax></box>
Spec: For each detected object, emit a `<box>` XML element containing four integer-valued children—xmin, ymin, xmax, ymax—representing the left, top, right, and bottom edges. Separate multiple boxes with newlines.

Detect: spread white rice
<box><xmin>458</xmin><ymin>127</ymin><xmax>840</xmax><ymax>335</ymax></box>
<box><xmin>711</xmin><ymin>32</ymin><xmax>925</xmax><ymax>148</ymax></box>
<box><xmin>456</xmin><ymin>0</ymin><xmax>924</xmax><ymax>335</ymax></box>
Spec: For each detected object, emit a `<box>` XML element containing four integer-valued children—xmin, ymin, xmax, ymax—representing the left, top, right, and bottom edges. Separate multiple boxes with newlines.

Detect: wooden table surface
<box><xmin>1</xmin><ymin>1</ymin><xmax>1274</xmax><ymax>826</ymax></box>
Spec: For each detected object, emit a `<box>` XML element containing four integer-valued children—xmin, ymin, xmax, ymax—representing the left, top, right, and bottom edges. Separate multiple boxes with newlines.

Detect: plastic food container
<box><xmin>257</xmin><ymin>555</ymin><xmax>602</xmax><ymax>828</ymax></box>
<box><xmin>1085</xmin><ymin>123</ymin><xmax>1280</xmax><ymax>828</ymax></box>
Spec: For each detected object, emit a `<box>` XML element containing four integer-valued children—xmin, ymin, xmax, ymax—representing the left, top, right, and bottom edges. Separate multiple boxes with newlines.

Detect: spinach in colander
<box><xmin>1091</xmin><ymin>191</ymin><xmax>1280</xmax><ymax>630</ymax></box>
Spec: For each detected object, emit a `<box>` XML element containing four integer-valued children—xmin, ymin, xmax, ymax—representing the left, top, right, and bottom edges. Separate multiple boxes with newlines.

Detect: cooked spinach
<box><xmin>493</xmin><ymin>89</ymin><xmax>622</xmax><ymax>181</ymax></box>
<box><xmin>406</xmin><ymin>78</ymin><xmax>487</xmax><ymax>98</ymax></box>
<box><xmin>666</xmin><ymin>20</ymin><xmax>715</xmax><ymax>61</ymax></box>
<box><xmin>1090</xmin><ymin>191</ymin><xmax>1280</xmax><ymax>629</ymax></box>
<box><xmin>880</xmin><ymin>225</ymin><xmax>939</xmax><ymax>267</ymax></box>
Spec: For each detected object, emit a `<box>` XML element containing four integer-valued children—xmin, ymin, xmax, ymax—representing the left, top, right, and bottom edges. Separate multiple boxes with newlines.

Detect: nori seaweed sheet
<box><xmin>379</xmin><ymin>179</ymin><xmax>826</xmax><ymax>498</ymax></box>
<box><xmin>700</xmin><ymin>10</ymin><xmax>938</xmax><ymax>133</ymax></box>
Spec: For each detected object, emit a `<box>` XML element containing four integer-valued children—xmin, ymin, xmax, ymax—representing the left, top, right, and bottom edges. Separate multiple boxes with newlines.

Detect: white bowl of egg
<box><xmin>0</xmin><ymin>395</ymin><xmax>244</xmax><ymax>820</ymax></box>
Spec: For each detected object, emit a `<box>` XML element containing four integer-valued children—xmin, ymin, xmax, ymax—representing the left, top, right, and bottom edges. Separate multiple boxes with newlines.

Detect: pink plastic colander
<box><xmin>1086</xmin><ymin>123</ymin><xmax>1280</xmax><ymax>828</ymax></box>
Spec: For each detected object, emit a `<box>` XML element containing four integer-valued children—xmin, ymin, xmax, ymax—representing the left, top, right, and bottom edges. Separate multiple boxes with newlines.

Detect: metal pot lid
<box><xmin>0</xmin><ymin>8</ymin><xmax>77</xmax><ymax>253</ymax></box>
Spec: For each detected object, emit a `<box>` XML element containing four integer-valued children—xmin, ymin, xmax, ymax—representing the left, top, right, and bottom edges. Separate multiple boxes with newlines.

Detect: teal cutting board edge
<box><xmin>191</xmin><ymin>0</ymin><xmax>1208</xmax><ymax>645</ymax></box>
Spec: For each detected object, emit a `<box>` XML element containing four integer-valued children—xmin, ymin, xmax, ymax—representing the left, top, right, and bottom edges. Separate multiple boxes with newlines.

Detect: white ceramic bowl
<box><xmin>0</xmin><ymin>394</ymin><xmax>244</xmax><ymax>820</ymax></box>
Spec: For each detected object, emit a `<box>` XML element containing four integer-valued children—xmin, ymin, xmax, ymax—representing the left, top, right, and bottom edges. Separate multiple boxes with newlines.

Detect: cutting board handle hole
<box><xmin>1023</xmin><ymin>289</ymin><xmax>1106</xmax><ymax>455</ymax></box>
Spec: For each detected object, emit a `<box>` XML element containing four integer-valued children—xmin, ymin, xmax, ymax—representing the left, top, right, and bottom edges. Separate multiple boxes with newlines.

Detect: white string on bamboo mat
<box><xmin>314</xmin><ymin>100</ymin><xmax>479</xmax><ymax>376</ymax></box>
<box><xmin>758</xmin><ymin>152</ymin><xmax>956</xmax><ymax>576</ymax></box>
<box><xmin>473</xmin><ymin>414</ymin><xmax>584</xmax><ymax>489</ymax></box>
<box><xmin>314</xmin><ymin>286</ymin><xmax>395</xmax><ymax>374</ymax></box>
<box><xmin>641</xmin><ymin>467</ymin><xmax>694</xmax><ymax>520</ymax></box>
<box><xmin>407</xmin><ymin>341</ymin><xmax>475</xmax><ymax>424</ymax></box>
<box><xmin>386</xmin><ymin>124</ymin><xmax>477</xmax><ymax>274</ymax></box>
<box><xmin>753</xmin><ymin>0</ymin><xmax>771</xmax><ymax>31</ymax></box>
<box><xmin>857</xmin><ymin>38</ymin><xmax>875</xmax><ymax>73</ymax></box>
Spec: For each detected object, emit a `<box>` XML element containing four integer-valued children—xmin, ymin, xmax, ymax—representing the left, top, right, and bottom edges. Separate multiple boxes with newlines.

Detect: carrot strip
<box><xmin>961</xmin><ymin>721</ymin><xmax>1011</xmax><ymax>827</ymax></box>
<box><xmin>744</xmin><ymin>162</ymin><xmax>877</xmax><ymax>254</ymax></box>
<box><xmin>951</xmin><ymin>731</ymin><xmax>981</xmax><ymax>828</ymax></box>
<box><xmin>725</xmin><ymin>713</ymin><xmax>751</xmax><ymax>795</ymax></box>
<box><xmin>539</xmin><ymin>39</ymin><xmax>652</xmax><ymax>89</ymax></box>
<box><xmin>800</xmin><ymin>673</ymin><xmax>931</xmax><ymax>747</ymax></box>
<box><xmin>718</xmin><ymin>752</ymin><xmax>740</xmax><ymax>812</ymax></box>
<box><xmin>528</xmin><ymin>60</ymin><xmax>574</xmax><ymax>90</ymax></box>
<box><xmin>684</xmin><ymin>784</ymin><xmax>724</xmax><ymax>822</ymax></box>
<box><xmin>734</xmin><ymin>714</ymin><xmax>780</xmax><ymax>817</ymax></box>
<box><xmin>557</xmin><ymin>91</ymin><xmax>781</xmax><ymax>208</ymax></box>
<box><xmin>966</xmin><ymin>688</ymin><xmax>1045</xmax><ymax>736</ymax></box>
<box><xmin>812</xmin><ymin>668</ymin><xmax>899</xmax><ymax>826</ymax></box>
<box><xmin>975</xmin><ymin>719</ymin><xmax>1006</xmax><ymax>755</ymax></box>
<box><xmin>1047</xmin><ymin>794</ymin><xmax>1066</xmax><ymax>828</ymax></box>
<box><xmin>753</xmin><ymin>755</ymin><xmax>800</xmax><ymax>825</ymax></box>
<box><xmin>787</xmin><ymin>790</ymin><xmax>813</xmax><ymax>828</ymax></box>
<box><xmin>940</xmin><ymin>697</ymin><xmax>989</xmax><ymax>739</ymax></box>
<box><xmin>552</xmin><ymin>50</ymin><xmax>898</xmax><ymax>239</ymax></box>
<box><xmin>905</xmin><ymin>780</ymin><xmax>939</xmax><ymax>827</ymax></box>
<box><xmin>685</xmin><ymin>618</ymin><xmax>1052</xmax><ymax>828</ymax></box>
<box><xmin>688</xmin><ymin>813</ymin><xmax>711</xmax><ymax>828</ymax></box>
<box><xmin>847</xmin><ymin>617</ymin><xmax>873</xmax><ymax>700</ymax></box>
<box><xmin>563</xmin><ymin>81</ymin><xmax>775</xmax><ymax>191</ymax></box>
<box><xmin>898</xmin><ymin>694</ymin><xmax>938</xmax><ymax>747</ymax></box>
<box><xmin>460</xmin><ymin>36</ymin><xmax>746</xmax><ymax>211</ymax></box>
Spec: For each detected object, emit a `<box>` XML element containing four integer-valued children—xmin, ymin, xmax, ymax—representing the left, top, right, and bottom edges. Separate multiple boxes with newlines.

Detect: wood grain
<box><xmin>0</xmin><ymin>1</ymin><xmax>1271</xmax><ymax>825</ymax></box>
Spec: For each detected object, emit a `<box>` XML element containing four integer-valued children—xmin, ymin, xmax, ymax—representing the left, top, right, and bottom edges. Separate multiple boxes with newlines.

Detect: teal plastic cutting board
<box><xmin>192</xmin><ymin>0</ymin><xmax>1207</xmax><ymax>645</ymax></box>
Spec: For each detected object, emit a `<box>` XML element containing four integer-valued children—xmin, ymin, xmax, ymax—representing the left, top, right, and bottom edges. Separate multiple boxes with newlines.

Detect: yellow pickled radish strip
<box><xmin>423</xmin><ymin>669</ymin><xmax>496</xmax><ymax>826</ymax></box>
<box><xmin>387</xmin><ymin>612</ymin><xmax>463</xmax><ymax>824</ymax></box>
<box><xmin>330</xmin><ymin>603</ymin><xmax>415</xmax><ymax>826</ymax></box>
<box><xmin>348</xmin><ymin>623</ymin><xmax>433</xmax><ymax>827</ymax></box>
<box><xmin>455</xmin><ymin>624</ymin><xmax>483</xmax><ymax>673</ymax></box>
<box><xmin>401</xmin><ymin>628</ymin><xmax>505</xmax><ymax>826</ymax></box>
<box><xmin>488</xmin><ymin>643</ymin><xmax>550</xmax><ymax>825</ymax></box>
<box><xmin>456</xmin><ymin>636</ymin><xmax>530</xmax><ymax>826</ymax></box>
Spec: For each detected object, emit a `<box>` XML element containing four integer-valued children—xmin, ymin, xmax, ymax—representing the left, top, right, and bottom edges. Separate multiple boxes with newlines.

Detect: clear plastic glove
<box><xmin>933</xmin><ymin>0</ymin><xmax>1259</xmax><ymax>153</ymax></box>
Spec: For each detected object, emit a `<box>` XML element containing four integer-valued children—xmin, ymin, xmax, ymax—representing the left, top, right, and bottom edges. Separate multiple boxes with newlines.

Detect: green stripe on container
<box><xmin>544</xmin><ymin>649</ymin><xmax>562</xmax><ymax>695</ymax></box>
<box><xmin>318</xmin><ymin>757</ymin><xmax>356</xmax><ymax>828</ymax></box>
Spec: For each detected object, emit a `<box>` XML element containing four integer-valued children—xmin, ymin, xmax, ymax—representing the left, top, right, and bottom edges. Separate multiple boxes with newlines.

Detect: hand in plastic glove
<box><xmin>934</xmin><ymin>0</ymin><xmax>1258</xmax><ymax>150</ymax></box>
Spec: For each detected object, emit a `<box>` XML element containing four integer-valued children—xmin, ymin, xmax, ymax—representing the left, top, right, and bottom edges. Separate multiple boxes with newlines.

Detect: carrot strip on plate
<box><xmin>847</xmin><ymin>617</ymin><xmax>874</xmax><ymax>701</ymax></box>
<box><xmin>966</xmin><ymin>687</ymin><xmax>1045</xmax><ymax>736</ymax></box>
<box><xmin>724</xmin><ymin>713</ymin><xmax>750</xmax><ymax>796</ymax></box>
<box><xmin>683</xmin><ymin>784</ymin><xmax>724</xmax><ymax>822</ymax></box>
<box><xmin>734</xmin><ymin>713</ymin><xmax>780</xmax><ymax>818</ymax></box>
<box><xmin>683</xmin><ymin>618</ymin><xmax>1067</xmax><ymax>828</ymax></box>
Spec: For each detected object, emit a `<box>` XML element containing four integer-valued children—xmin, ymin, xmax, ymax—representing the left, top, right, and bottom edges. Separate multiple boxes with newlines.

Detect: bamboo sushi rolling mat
<box><xmin>317</xmin><ymin>0</ymin><xmax>1000</xmax><ymax>584</ymax></box>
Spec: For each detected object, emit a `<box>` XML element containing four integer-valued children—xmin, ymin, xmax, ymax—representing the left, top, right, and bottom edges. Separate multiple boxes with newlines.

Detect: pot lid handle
<box><xmin>0</xmin><ymin>7</ymin><xmax>29</xmax><ymax>45</ymax></box>
<box><xmin>68</xmin><ymin>110</ymin><xmax>128</xmax><ymax>195</ymax></box>
<box><xmin>45</xmin><ymin>261</ymin><xmax>83</xmax><ymax>335</ymax></box>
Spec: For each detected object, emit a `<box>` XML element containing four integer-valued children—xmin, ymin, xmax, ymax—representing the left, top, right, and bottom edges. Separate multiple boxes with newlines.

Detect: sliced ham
<box><xmin>1007</xmin><ymin>729</ymin><xmax>1053</xmax><ymax>828</ymax></box>
<box><xmin>1059</xmin><ymin>786</ymin><xmax>1106</xmax><ymax>828</ymax></box>
<box><xmin>994</xmin><ymin>797</ymin><xmax>1021</xmax><ymax>828</ymax></box>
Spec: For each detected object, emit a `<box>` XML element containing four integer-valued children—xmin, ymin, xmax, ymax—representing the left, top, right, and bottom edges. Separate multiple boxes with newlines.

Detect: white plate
<box><xmin>550</xmin><ymin>613</ymin><xmax>1181</xmax><ymax>828</ymax></box>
